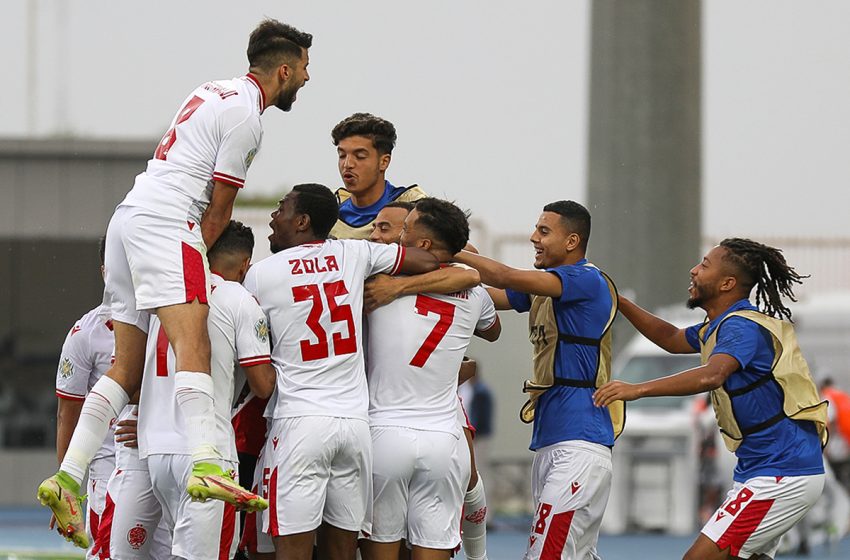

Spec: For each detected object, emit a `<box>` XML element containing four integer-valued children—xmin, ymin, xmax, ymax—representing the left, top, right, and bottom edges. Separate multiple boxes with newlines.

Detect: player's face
<box><xmin>268</xmin><ymin>194</ymin><xmax>300</xmax><ymax>253</ymax></box>
<box><xmin>276</xmin><ymin>49</ymin><xmax>310</xmax><ymax>112</ymax></box>
<box><xmin>399</xmin><ymin>209</ymin><xmax>427</xmax><ymax>249</ymax></box>
<box><xmin>337</xmin><ymin>136</ymin><xmax>389</xmax><ymax>194</ymax></box>
<box><xmin>369</xmin><ymin>207</ymin><xmax>410</xmax><ymax>244</ymax></box>
<box><xmin>687</xmin><ymin>246</ymin><xmax>727</xmax><ymax>310</ymax></box>
<box><xmin>530</xmin><ymin>212</ymin><xmax>574</xmax><ymax>269</ymax></box>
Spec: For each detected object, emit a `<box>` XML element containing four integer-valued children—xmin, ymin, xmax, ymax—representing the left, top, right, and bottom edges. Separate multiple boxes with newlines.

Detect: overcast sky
<box><xmin>2</xmin><ymin>0</ymin><xmax>849</xmax><ymax>240</ymax></box>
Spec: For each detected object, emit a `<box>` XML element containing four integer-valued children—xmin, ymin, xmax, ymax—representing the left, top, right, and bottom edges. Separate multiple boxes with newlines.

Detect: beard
<box><xmin>686</xmin><ymin>281</ymin><xmax>717</xmax><ymax>310</ymax></box>
<box><xmin>275</xmin><ymin>86</ymin><xmax>298</xmax><ymax>112</ymax></box>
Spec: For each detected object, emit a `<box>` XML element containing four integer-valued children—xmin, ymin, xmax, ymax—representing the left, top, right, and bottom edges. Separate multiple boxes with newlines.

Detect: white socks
<box><xmin>462</xmin><ymin>474</ymin><xmax>488</xmax><ymax>560</ymax></box>
<box><xmin>174</xmin><ymin>371</ymin><xmax>219</xmax><ymax>463</ymax></box>
<box><xmin>60</xmin><ymin>376</ymin><xmax>129</xmax><ymax>484</ymax></box>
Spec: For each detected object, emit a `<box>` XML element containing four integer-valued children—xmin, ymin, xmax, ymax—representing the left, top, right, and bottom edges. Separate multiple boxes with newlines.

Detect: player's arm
<box><xmin>618</xmin><ymin>294</ymin><xmax>695</xmax><ymax>354</ymax></box>
<box><xmin>593</xmin><ymin>353</ymin><xmax>739</xmax><ymax>406</ymax></box>
<box><xmin>396</xmin><ymin>246</ymin><xmax>440</xmax><ymax>275</ymax></box>
<box><xmin>243</xmin><ymin>363</ymin><xmax>276</xmax><ymax>400</ymax></box>
<box><xmin>364</xmin><ymin>266</ymin><xmax>479</xmax><ymax>312</ymax></box>
<box><xmin>455</xmin><ymin>250</ymin><xmax>562</xmax><ymax>298</ymax></box>
<box><xmin>56</xmin><ymin>398</ymin><xmax>84</xmax><ymax>463</ymax></box>
<box><xmin>458</xmin><ymin>357</ymin><xmax>477</xmax><ymax>385</ymax></box>
<box><xmin>475</xmin><ymin>314</ymin><xmax>502</xmax><ymax>342</ymax></box>
<box><xmin>201</xmin><ymin>181</ymin><xmax>240</xmax><ymax>248</ymax></box>
<box><xmin>485</xmin><ymin>287</ymin><xmax>512</xmax><ymax>310</ymax></box>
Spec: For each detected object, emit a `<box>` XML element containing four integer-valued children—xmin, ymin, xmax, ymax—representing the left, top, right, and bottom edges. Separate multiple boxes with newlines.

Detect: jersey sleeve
<box><xmin>212</xmin><ymin>108</ymin><xmax>262</xmax><ymax>189</ymax></box>
<box><xmin>55</xmin><ymin>322</ymin><xmax>93</xmax><ymax>400</ymax></box>
<box><xmin>475</xmin><ymin>288</ymin><xmax>498</xmax><ymax>332</ymax></box>
<box><xmin>684</xmin><ymin>323</ymin><xmax>702</xmax><ymax>351</ymax></box>
<box><xmin>364</xmin><ymin>241</ymin><xmax>406</xmax><ymax>277</ymax></box>
<box><xmin>505</xmin><ymin>288</ymin><xmax>531</xmax><ymax>313</ymax></box>
<box><xmin>234</xmin><ymin>289</ymin><xmax>272</xmax><ymax>367</ymax></box>
<box><xmin>712</xmin><ymin>316</ymin><xmax>763</xmax><ymax>370</ymax></box>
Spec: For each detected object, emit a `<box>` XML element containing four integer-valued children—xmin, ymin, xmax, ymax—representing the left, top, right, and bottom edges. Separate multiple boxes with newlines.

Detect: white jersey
<box><xmin>367</xmin><ymin>284</ymin><xmax>496</xmax><ymax>435</ymax></box>
<box><xmin>243</xmin><ymin>239</ymin><xmax>406</xmax><ymax>421</ymax></box>
<box><xmin>121</xmin><ymin>74</ymin><xmax>264</xmax><ymax>223</ymax></box>
<box><xmin>56</xmin><ymin>304</ymin><xmax>116</xmax><ymax>463</ymax></box>
<box><xmin>113</xmin><ymin>405</ymin><xmax>145</xmax><ymax>471</ymax></box>
<box><xmin>138</xmin><ymin>274</ymin><xmax>271</xmax><ymax>461</ymax></box>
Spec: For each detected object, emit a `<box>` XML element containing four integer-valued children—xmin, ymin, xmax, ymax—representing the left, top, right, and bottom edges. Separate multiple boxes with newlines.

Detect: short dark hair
<box><xmin>543</xmin><ymin>200</ymin><xmax>591</xmax><ymax>250</ymax></box>
<box><xmin>331</xmin><ymin>113</ymin><xmax>397</xmax><ymax>155</ymax></box>
<box><xmin>98</xmin><ymin>236</ymin><xmax>106</xmax><ymax>266</ymax></box>
<box><xmin>247</xmin><ymin>19</ymin><xmax>312</xmax><ymax>71</ymax></box>
<box><xmin>384</xmin><ymin>200</ymin><xmax>416</xmax><ymax>212</ymax></box>
<box><xmin>208</xmin><ymin>220</ymin><xmax>254</xmax><ymax>260</ymax></box>
<box><xmin>291</xmin><ymin>183</ymin><xmax>339</xmax><ymax>239</ymax></box>
<box><xmin>413</xmin><ymin>198</ymin><xmax>470</xmax><ymax>255</ymax></box>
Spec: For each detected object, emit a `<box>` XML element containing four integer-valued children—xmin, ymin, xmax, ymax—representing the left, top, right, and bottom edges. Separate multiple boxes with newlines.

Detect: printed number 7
<box><xmin>410</xmin><ymin>295</ymin><xmax>456</xmax><ymax>367</ymax></box>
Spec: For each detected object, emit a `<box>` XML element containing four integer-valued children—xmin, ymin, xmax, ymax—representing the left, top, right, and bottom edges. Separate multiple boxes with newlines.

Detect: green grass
<box><xmin>0</xmin><ymin>552</ymin><xmax>84</xmax><ymax>560</ymax></box>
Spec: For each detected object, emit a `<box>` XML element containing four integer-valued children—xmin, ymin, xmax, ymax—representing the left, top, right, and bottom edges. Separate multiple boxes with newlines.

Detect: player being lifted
<box><xmin>243</xmin><ymin>184</ymin><xmax>438</xmax><ymax>560</ymax></box>
<box><xmin>362</xmin><ymin>198</ymin><xmax>501</xmax><ymax>560</ymax></box>
<box><xmin>38</xmin><ymin>18</ymin><xmax>311</xmax><ymax>548</ymax></box>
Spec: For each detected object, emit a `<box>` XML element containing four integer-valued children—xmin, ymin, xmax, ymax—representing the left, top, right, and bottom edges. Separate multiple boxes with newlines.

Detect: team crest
<box><xmin>59</xmin><ymin>358</ymin><xmax>74</xmax><ymax>379</ymax></box>
<box><xmin>245</xmin><ymin>148</ymin><xmax>258</xmax><ymax>169</ymax></box>
<box><xmin>127</xmin><ymin>524</ymin><xmax>147</xmax><ymax>549</ymax></box>
<box><xmin>254</xmin><ymin>318</ymin><xmax>269</xmax><ymax>343</ymax></box>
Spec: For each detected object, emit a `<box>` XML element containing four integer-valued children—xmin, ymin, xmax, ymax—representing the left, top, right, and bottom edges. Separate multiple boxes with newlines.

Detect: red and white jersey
<box><xmin>138</xmin><ymin>274</ymin><xmax>271</xmax><ymax>461</ymax></box>
<box><xmin>114</xmin><ymin>405</ymin><xmax>146</xmax><ymax>471</ymax></box>
<box><xmin>56</xmin><ymin>304</ymin><xmax>116</xmax><ymax>462</ymax></box>
<box><xmin>367</xmin><ymin>285</ymin><xmax>497</xmax><ymax>435</ymax></box>
<box><xmin>243</xmin><ymin>239</ymin><xmax>406</xmax><ymax>421</ymax></box>
<box><xmin>121</xmin><ymin>74</ymin><xmax>265</xmax><ymax>223</ymax></box>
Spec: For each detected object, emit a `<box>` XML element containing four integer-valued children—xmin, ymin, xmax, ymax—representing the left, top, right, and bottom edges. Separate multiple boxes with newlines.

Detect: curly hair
<box><xmin>331</xmin><ymin>113</ymin><xmax>397</xmax><ymax>155</ymax></box>
<box><xmin>247</xmin><ymin>19</ymin><xmax>312</xmax><ymax>71</ymax></box>
<box><xmin>208</xmin><ymin>220</ymin><xmax>255</xmax><ymax>260</ymax></box>
<box><xmin>291</xmin><ymin>183</ymin><xmax>339</xmax><ymax>239</ymax></box>
<box><xmin>719</xmin><ymin>238</ymin><xmax>808</xmax><ymax>320</ymax></box>
<box><xmin>412</xmin><ymin>198</ymin><xmax>470</xmax><ymax>255</ymax></box>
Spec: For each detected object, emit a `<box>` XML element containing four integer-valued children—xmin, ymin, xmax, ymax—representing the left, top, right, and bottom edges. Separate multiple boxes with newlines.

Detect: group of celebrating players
<box><xmin>40</xmin><ymin>17</ymin><xmax>830</xmax><ymax>560</ymax></box>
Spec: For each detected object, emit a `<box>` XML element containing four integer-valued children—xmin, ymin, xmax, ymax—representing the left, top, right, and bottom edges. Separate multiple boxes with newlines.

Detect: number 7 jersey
<box><xmin>243</xmin><ymin>239</ymin><xmax>406</xmax><ymax>422</ymax></box>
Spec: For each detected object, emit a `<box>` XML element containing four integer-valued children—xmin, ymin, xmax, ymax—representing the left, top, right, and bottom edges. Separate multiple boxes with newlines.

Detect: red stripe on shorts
<box><xmin>219</xmin><ymin>502</ymin><xmax>237</xmax><ymax>560</ymax></box>
<box><xmin>96</xmin><ymin>490</ymin><xmax>116</xmax><ymax>560</ymax></box>
<box><xmin>181</xmin><ymin>242</ymin><xmax>208</xmax><ymax>304</ymax></box>
<box><xmin>716</xmin><ymin>499</ymin><xmax>775</xmax><ymax>557</ymax></box>
<box><xmin>541</xmin><ymin>510</ymin><xmax>576</xmax><ymax>560</ymax></box>
<box><xmin>269</xmin><ymin>467</ymin><xmax>280</xmax><ymax>536</ymax></box>
<box><xmin>239</xmin><ymin>506</ymin><xmax>259</xmax><ymax>554</ymax></box>
<box><xmin>89</xmin><ymin>506</ymin><xmax>100</xmax><ymax>548</ymax></box>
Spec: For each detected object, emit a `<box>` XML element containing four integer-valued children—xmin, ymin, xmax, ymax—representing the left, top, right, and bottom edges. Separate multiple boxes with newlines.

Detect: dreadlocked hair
<box><xmin>719</xmin><ymin>238</ymin><xmax>808</xmax><ymax>321</ymax></box>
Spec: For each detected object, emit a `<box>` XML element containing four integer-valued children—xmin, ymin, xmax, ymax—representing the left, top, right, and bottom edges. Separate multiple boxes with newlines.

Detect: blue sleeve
<box><xmin>712</xmin><ymin>317</ymin><xmax>761</xmax><ymax>369</ymax></box>
<box><xmin>684</xmin><ymin>324</ymin><xmax>703</xmax><ymax>351</ymax></box>
<box><xmin>505</xmin><ymin>288</ymin><xmax>531</xmax><ymax>313</ymax></box>
<box><xmin>548</xmin><ymin>266</ymin><xmax>597</xmax><ymax>305</ymax></box>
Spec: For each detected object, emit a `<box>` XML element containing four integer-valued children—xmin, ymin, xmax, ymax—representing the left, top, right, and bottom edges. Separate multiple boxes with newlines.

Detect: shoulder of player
<box><xmin>391</xmin><ymin>184</ymin><xmax>427</xmax><ymax>203</ymax></box>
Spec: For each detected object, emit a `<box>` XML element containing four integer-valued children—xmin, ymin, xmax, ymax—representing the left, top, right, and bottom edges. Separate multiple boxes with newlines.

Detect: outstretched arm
<box><xmin>593</xmin><ymin>353</ymin><xmax>739</xmax><ymax>406</ymax></box>
<box><xmin>618</xmin><ymin>295</ymin><xmax>696</xmax><ymax>354</ymax></box>
<box><xmin>454</xmin><ymin>250</ymin><xmax>562</xmax><ymax>298</ymax></box>
<box><xmin>365</xmin><ymin>266</ymin><xmax>480</xmax><ymax>312</ymax></box>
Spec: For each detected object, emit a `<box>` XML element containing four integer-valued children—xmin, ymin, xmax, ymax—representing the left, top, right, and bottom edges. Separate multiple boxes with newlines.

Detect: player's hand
<box><xmin>115</xmin><ymin>418</ymin><xmax>139</xmax><ymax>448</ymax></box>
<box><xmin>593</xmin><ymin>381</ymin><xmax>641</xmax><ymax>407</ymax></box>
<box><xmin>364</xmin><ymin>274</ymin><xmax>402</xmax><ymax>312</ymax></box>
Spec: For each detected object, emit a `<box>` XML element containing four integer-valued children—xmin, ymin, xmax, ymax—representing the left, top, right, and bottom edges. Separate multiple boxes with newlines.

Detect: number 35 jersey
<box><xmin>367</xmin><ymin>285</ymin><xmax>497</xmax><ymax>436</ymax></box>
<box><xmin>243</xmin><ymin>239</ymin><xmax>405</xmax><ymax>422</ymax></box>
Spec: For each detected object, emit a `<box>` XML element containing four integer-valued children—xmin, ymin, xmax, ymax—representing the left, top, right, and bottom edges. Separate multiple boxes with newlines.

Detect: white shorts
<box><xmin>701</xmin><ymin>474</ymin><xmax>825</xmax><ymax>559</ymax></box>
<box><xmin>524</xmin><ymin>441</ymin><xmax>613</xmax><ymax>560</ymax></box>
<box><xmin>262</xmin><ymin>416</ymin><xmax>372</xmax><ymax>536</ymax></box>
<box><xmin>96</xmin><ymin>467</ymin><xmax>171</xmax><ymax>560</ymax></box>
<box><xmin>85</xmin><ymin>474</ymin><xmax>109</xmax><ymax>560</ymax></box>
<box><xmin>148</xmin><ymin>454</ymin><xmax>239</xmax><ymax>560</ymax></box>
<box><xmin>457</xmin><ymin>396</ymin><xmax>475</xmax><ymax>435</ymax></box>
<box><xmin>370</xmin><ymin>426</ymin><xmax>470</xmax><ymax>549</ymax></box>
<box><xmin>104</xmin><ymin>205</ymin><xmax>209</xmax><ymax>330</ymax></box>
<box><xmin>240</xmin><ymin>447</ymin><xmax>274</xmax><ymax>555</ymax></box>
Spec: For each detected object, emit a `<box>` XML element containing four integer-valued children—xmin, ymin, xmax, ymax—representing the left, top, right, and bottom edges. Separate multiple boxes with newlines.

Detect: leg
<box><xmin>461</xmin><ymin>427</ymin><xmax>488</xmax><ymax>560</ymax></box>
<box><xmin>317</xmin><ymin>522</ymin><xmax>359</xmax><ymax>560</ymax></box>
<box><xmin>274</xmin><ymin>531</ymin><xmax>315</xmax><ymax>560</ymax></box>
<box><xmin>361</xmin><ymin>539</ymin><xmax>402</xmax><ymax>560</ymax></box>
<box><xmin>411</xmin><ymin>546</ymin><xmax>451</xmax><ymax>560</ymax></box>
<box><xmin>683</xmin><ymin>534</ymin><xmax>733</xmax><ymax>560</ymax></box>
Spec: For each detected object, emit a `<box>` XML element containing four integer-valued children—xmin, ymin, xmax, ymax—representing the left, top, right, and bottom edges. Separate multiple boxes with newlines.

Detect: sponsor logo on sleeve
<box><xmin>254</xmin><ymin>318</ymin><xmax>269</xmax><ymax>344</ymax></box>
<box><xmin>59</xmin><ymin>358</ymin><xmax>74</xmax><ymax>379</ymax></box>
<box><xmin>245</xmin><ymin>148</ymin><xmax>258</xmax><ymax>169</ymax></box>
